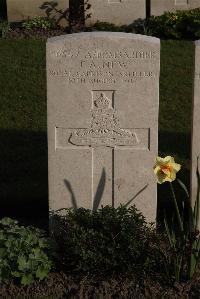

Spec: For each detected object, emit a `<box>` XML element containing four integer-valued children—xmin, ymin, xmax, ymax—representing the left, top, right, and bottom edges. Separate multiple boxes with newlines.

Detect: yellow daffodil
<box><xmin>153</xmin><ymin>156</ymin><xmax>181</xmax><ymax>184</ymax></box>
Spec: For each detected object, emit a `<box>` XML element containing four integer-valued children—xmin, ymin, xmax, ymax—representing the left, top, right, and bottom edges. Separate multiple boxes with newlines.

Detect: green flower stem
<box><xmin>189</xmin><ymin>250</ymin><xmax>197</xmax><ymax>279</ymax></box>
<box><xmin>169</xmin><ymin>182</ymin><xmax>184</xmax><ymax>236</ymax></box>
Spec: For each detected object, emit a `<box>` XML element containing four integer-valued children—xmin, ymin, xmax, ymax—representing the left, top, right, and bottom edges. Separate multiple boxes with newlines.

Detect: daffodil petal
<box><xmin>164</xmin><ymin>176</ymin><xmax>173</xmax><ymax>182</ymax></box>
<box><xmin>155</xmin><ymin>156</ymin><xmax>166</xmax><ymax>165</ymax></box>
<box><xmin>170</xmin><ymin>171</ymin><xmax>176</xmax><ymax>181</ymax></box>
<box><xmin>171</xmin><ymin>162</ymin><xmax>181</xmax><ymax>172</ymax></box>
<box><xmin>153</xmin><ymin>166</ymin><xmax>161</xmax><ymax>174</ymax></box>
<box><xmin>163</xmin><ymin>156</ymin><xmax>173</xmax><ymax>163</ymax></box>
<box><xmin>156</xmin><ymin>171</ymin><xmax>167</xmax><ymax>184</ymax></box>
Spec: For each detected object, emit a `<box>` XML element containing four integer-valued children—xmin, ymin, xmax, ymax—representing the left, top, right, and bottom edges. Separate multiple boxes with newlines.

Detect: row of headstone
<box><xmin>47</xmin><ymin>32</ymin><xmax>200</xmax><ymax>228</ymax></box>
<box><xmin>6</xmin><ymin>0</ymin><xmax>200</xmax><ymax>25</ymax></box>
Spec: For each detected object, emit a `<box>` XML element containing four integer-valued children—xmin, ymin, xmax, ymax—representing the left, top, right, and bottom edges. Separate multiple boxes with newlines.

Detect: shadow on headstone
<box><xmin>39</xmin><ymin>1</ymin><xmax>91</xmax><ymax>29</ymax></box>
<box><xmin>64</xmin><ymin>179</ymin><xmax>78</xmax><ymax>209</ymax></box>
<box><xmin>63</xmin><ymin>168</ymin><xmax>106</xmax><ymax>212</ymax></box>
<box><xmin>93</xmin><ymin>168</ymin><xmax>106</xmax><ymax>212</ymax></box>
<box><xmin>40</xmin><ymin>1</ymin><xmax>69</xmax><ymax>25</ymax></box>
<box><xmin>124</xmin><ymin>184</ymin><xmax>149</xmax><ymax>208</ymax></box>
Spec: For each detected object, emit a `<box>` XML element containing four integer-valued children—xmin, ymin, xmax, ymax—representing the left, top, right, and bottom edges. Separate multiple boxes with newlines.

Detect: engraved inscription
<box><xmin>69</xmin><ymin>92</ymin><xmax>138</xmax><ymax>147</ymax></box>
<box><xmin>49</xmin><ymin>69</ymin><xmax>154</xmax><ymax>84</ymax></box>
<box><xmin>51</xmin><ymin>50</ymin><xmax>156</xmax><ymax>60</ymax></box>
<box><xmin>49</xmin><ymin>48</ymin><xmax>157</xmax><ymax>85</ymax></box>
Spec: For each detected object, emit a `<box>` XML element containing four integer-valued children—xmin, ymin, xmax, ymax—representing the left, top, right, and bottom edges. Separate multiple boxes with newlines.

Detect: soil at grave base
<box><xmin>0</xmin><ymin>272</ymin><xmax>199</xmax><ymax>299</ymax></box>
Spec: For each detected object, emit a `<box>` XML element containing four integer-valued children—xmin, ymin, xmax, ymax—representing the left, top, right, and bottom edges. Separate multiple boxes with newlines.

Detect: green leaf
<box><xmin>11</xmin><ymin>271</ymin><xmax>21</xmax><ymax>278</ymax></box>
<box><xmin>18</xmin><ymin>255</ymin><xmax>31</xmax><ymax>271</ymax></box>
<box><xmin>0</xmin><ymin>248</ymin><xmax>6</xmax><ymax>257</ymax></box>
<box><xmin>36</xmin><ymin>267</ymin><xmax>49</xmax><ymax>280</ymax></box>
<box><xmin>177</xmin><ymin>179</ymin><xmax>189</xmax><ymax>198</ymax></box>
<box><xmin>164</xmin><ymin>213</ymin><xmax>173</xmax><ymax>247</ymax></box>
<box><xmin>21</xmin><ymin>273</ymin><xmax>34</xmax><ymax>285</ymax></box>
<box><xmin>0</xmin><ymin>218</ymin><xmax>18</xmax><ymax>227</ymax></box>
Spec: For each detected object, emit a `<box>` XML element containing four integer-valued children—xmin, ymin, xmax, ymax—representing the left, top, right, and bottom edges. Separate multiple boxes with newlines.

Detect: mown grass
<box><xmin>0</xmin><ymin>40</ymin><xmax>47</xmax><ymax>223</ymax></box>
<box><xmin>159</xmin><ymin>40</ymin><xmax>194</xmax><ymax>162</ymax></box>
<box><xmin>0</xmin><ymin>39</ymin><xmax>194</xmax><ymax>223</ymax></box>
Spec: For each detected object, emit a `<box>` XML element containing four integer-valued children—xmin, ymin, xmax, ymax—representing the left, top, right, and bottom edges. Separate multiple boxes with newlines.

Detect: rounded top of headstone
<box><xmin>47</xmin><ymin>32</ymin><xmax>160</xmax><ymax>45</ymax></box>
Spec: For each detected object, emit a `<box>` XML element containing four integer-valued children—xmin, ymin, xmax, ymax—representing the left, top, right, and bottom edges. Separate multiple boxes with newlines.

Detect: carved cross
<box><xmin>56</xmin><ymin>91</ymin><xmax>149</xmax><ymax>209</ymax></box>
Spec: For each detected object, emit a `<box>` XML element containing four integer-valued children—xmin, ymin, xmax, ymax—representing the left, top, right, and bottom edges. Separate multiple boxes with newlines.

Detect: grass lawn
<box><xmin>0</xmin><ymin>39</ymin><xmax>194</xmax><ymax>224</ymax></box>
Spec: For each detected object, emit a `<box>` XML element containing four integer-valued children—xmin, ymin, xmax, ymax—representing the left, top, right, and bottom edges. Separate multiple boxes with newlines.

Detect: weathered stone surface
<box><xmin>47</xmin><ymin>32</ymin><xmax>160</xmax><ymax>222</ymax></box>
<box><xmin>191</xmin><ymin>40</ymin><xmax>200</xmax><ymax>229</ymax></box>
<box><xmin>151</xmin><ymin>0</ymin><xmax>200</xmax><ymax>16</ymax></box>
<box><xmin>7</xmin><ymin>0</ymin><xmax>69</xmax><ymax>25</ymax></box>
<box><xmin>86</xmin><ymin>0</ymin><xmax>146</xmax><ymax>26</ymax></box>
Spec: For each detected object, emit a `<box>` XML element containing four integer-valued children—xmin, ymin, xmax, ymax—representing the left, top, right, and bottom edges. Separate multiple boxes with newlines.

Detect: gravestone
<box><xmin>47</xmin><ymin>32</ymin><xmax>160</xmax><ymax>222</ymax></box>
<box><xmin>191</xmin><ymin>40</ymin><xmax>200</xmax><ymax>229</ymax></box>
<box><xmin>7</xmin><ymin>0</ymin><xmax>69</xmax><ymax>26</ymax></box>
<box><xmin>151</xmin><ymin>0</ymin><xmax>200</xmax><ymax>16</ymax></box>
<box><xmin>86</xmin><ymin>0</ymin><xmax>146</xmax><ymax>26</ymax></box>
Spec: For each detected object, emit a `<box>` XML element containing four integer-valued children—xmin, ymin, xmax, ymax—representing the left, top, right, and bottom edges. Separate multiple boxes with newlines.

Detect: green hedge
<box><xmin>147</xmin><ymin>9</ymin><xmax>200</xmax><ymax>39</ymax></box>
<box><xmin>51</xmin><ymin>206</ymin><xmax>161</xmax><ymax>275</ymax></box>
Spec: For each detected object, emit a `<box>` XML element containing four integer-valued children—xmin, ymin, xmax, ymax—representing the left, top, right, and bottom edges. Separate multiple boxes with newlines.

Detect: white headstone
<box><xmin>47</xmin><ymin>32</ymin><xmax>160</xmax><ymax>222</ymax></box>
<box><xmin>191</xmin><ymin>40</ymin><xmax>200</xmax><ymax>229</ymax></box>
<box><xmin>86</xmin><ymin>0</ymin><xmax>146</xmax><ymax>26</ymax></box>
<box><xmin>7</xmin><ymin>0</ymin><xmax>69</xmax><ymax>26</ymax></box>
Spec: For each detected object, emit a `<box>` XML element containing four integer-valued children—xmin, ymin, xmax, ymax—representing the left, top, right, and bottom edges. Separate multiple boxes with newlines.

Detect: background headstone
<box><xmin>47</xmin><ymin>32</ymin><xmax>160</xmax><ymax>222</ymax></box>
<box><xmin>191</xmin><ymin>40</ymin><xmax>200</xmax><ymax>229</ymax></box>
<box><xmin>7</xmin><ymin>0</ymin><xmax>69</xmax><ymax>26</ymax></box>
<box><xmin>86</xmin><ymin>0</ymin><xmax>146</xmax><ymax>26</ymax></box>
<box><xmin>151</xmin><ymin>0</ymin><xmax>200</xmax><ymax>16</ymax></box>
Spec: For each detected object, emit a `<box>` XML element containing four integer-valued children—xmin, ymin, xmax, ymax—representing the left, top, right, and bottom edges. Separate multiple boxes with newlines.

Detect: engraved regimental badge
<box><xmin>69</xmin><ymin>92</ymin><xmax>139</xmax><ymax>148</ymax></box>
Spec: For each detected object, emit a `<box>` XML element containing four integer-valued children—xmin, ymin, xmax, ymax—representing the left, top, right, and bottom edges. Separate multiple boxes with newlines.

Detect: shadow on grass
<box><xmin>0</xmin><ymin>129</ymin><xmax>48</xmax><ymax>228</ymax></box>
<box><xmin>0</xmin><ymin>129</ymin><xmax>191</xmax><ymax>228</ymax></box>
<box><xmin>0</xmin><ymin>0</ymin><xmax>7</xmax><ymax>20</ymax></box>
<box><xmin>157</xmin><ymin>131</ymin><xmax>191</xmax><ymax>225</ymax></box>
<box><xmin>159</xmin><ymin>130</ymin><xmax>191</xmax><ymax>160</ymax></box>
